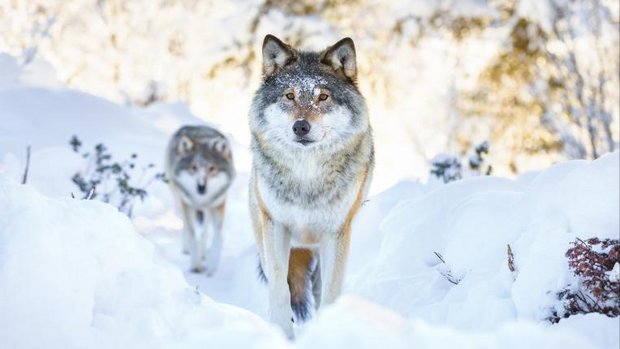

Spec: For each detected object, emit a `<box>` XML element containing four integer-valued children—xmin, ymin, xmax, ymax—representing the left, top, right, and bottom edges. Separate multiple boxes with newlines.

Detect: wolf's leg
<box><xmin>319</xmin><ymin>228</ymin><xmax>351</xmax><ymax>306</ymax></box>
<box><xmin>188</xmin><ymin>208</ymin><xmax>205</xmax><ymax>273</ymax></box>
<box><xmin>195</xmin><ymin>209</ymin><xmax>207</xmax><ymax>261</ymax></box>
<box><xmin>311</xmin><ymin>259</ymin><xmax>322</xmax><ymax>310</ymax></box>
<box><xmin>319</xmin><ymin>172</ymin><xmax>368</xmax><ymax>306</ymax></box>
<box><xmin>263</xmin><ymin>221</ymin><xmax>294</xmax><ymax>338</ymax></box>
<box><xmin>179</xmin><ymin>200</ymin><xmax>192</xmax><ymax>255</ymax></box>
<box><xmin>204</xmin><ymin>203</ymin><xmax>225</xmax><ymax>276</ymax></box>
<box><xmin>288</xmin><ymin>248</ymin><xmax>314</xmax><ymax>321</ymax></box>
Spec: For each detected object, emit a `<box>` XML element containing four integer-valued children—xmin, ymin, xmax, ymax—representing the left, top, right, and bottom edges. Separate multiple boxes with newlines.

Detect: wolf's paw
<box><xmin>204</xmin><ymin>258</ymin><xmax>219</xmax><ymax>277</ymax></box>
<box><xmin>280</xmin><ymin>319</ymin><xmax>295</xmax><ymax>339</ymax></box>
<box><xmin>269</xmin><ymin>306</ymin><xmax>295</xmax><ymax>339</ymax></box>
<box><xmin>190</xmin><ymin>264</ymin><xmax>205</xmax><ymax>273</ymax></box>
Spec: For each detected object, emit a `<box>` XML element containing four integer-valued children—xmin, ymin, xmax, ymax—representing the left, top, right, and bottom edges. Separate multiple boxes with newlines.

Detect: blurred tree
<box><xmin>459</xmin><ymin>0</ymin><xmax>618</xmax><ymax>172</ymax></box>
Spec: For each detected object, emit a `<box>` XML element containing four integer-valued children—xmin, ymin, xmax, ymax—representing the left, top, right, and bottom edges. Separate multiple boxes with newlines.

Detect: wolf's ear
<box><xmin>213</xmin><ymin>138</ymin><xmax>232</xmax><ymax>160</ymax></box>
<box><xmin>177</xmin><ymin>135</ymin><xmax>194</xmax><ymax>155</ymax></box>
<box><xmin>262</xmin><ymin>34</ymin><xmax>297</xmax><ymax>76</ymax></box>
<box><xmin>320</xmin><ymin>37</ymin><xmax>357</xmax><ymax>82</ymax></box>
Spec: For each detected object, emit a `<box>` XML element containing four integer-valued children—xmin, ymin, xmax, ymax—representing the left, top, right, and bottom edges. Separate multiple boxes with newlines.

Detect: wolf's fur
<box><xmin>165</xmin><ymin>125</ymin><xmax>235</xmax><ymax>275</ymax></box>
<box><xmin>249</xmin><ymin>35</ymin><xmax>374</xmax><ymax>338</ymax></box>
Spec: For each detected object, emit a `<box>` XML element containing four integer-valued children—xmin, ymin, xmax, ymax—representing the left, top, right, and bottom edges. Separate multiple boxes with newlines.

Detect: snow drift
<box><xmin>0</xmin><ymin>176</ymin><xmax>290</xmax><ymax>349</ymax></box>
<box><xmin>1</xmin><ymin>170</ymin><xmax>617</xmax><ymax>348</ymax></box>
<box><xmin>352</xmin><ymin>153</ymin><xmax>619</xmax><ymax>329</ymax></box>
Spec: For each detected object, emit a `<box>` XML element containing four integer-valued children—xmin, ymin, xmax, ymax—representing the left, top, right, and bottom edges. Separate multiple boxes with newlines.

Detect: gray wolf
<box><xmin>165</xmin><ymin>125</ymin><xmax>235</xmax><ymax>276</ymax></box>
<box><xmin>249</xmin><ymin>34</ymin><xmax>374</xmax><ymax>338</ymax></box>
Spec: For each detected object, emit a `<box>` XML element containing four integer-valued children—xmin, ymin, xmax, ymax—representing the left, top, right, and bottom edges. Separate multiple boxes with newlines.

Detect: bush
<box><xmin>430</xmin><ymin>141</ymin><xmax>492</xmax><ymax>183</ymax></box>
<box><xmin>430</xmin><ymin>154</ymin><xmax>462</xmax><ymax>183</ymax></box>
<box><xmin>70</xmin><ymin>135</ymin><xmax>165</xmax><ymax>217</ymax></box>
<box><xmin>549</xmin><ymin>238</ymin><xmax>620</xmax><ymax>323</ymax></box>
<box><xmin>468</xmin><ymin>141</ymin><xmax>492</xmax><ymax>175</ymax></box>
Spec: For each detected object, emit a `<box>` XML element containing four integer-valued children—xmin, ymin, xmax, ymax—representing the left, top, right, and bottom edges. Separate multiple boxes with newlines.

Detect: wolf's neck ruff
<box><xmin>251</xmin><ymin>129</ymin><xmax>370</xmax><ymax>207</ymax></box>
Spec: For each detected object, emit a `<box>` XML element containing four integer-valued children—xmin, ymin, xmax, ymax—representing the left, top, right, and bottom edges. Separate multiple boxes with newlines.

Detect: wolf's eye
<box><xmin>285</xmin><ymin>92</ymin><xmax>295</xmax><ymax>100</ymax></box>
<box><xmin>318</xmin><ymin>93</ymin><xmax>329</xmax><ymax>101</ymax></box>
<box><xmin>190</xmin><ymin>164</ymin><xmax>198</xmax><ymax>173</ymax></box>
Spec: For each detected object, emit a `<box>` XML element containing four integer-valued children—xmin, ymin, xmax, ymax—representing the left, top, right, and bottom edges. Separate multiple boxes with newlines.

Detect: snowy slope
<box><xmin>0</xmin><ymin>54</ymin><xmax>618</xmax><ymax>348</ymax></box>
<box><xmin>0</xmin><ymin>176</ymin><xmax>290</xmax><ymax>349</ymax></box>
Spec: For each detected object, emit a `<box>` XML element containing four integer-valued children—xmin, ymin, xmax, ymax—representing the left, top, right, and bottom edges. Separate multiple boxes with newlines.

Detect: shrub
<box><xmin>70</xmin><ymin>135</ymin><xmax>165</xmax><ymax>217</ymax></box>
<box><xmin>549</xmin><ymin>238</ymin><xmax>620</xmax><ymax>323</ymax></box>
<box><xmin>468</xmin><ymin>141</ymin><xmax>492</xmax><ymax>175</ymax></box>
<box><xmin>430</xmin><ymin>153</ymin><xmax>462</xmax><ymax>183</ymax></box>
<box><xmin>430</xmin><ymin>141</ymin><xmax>492</xmax><ymax>183</ymax></box>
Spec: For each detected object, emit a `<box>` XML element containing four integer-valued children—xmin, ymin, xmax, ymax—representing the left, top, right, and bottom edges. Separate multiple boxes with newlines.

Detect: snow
<box><xmin>297</xmin><ymin>296</ymin><xmax>612</xmax><ymax>349</ymax></box>
<box><xmin>0</xmin><ymin>52</ymin><xmax>618</xmax><ymax>348</ymax></box>
<box><xmin>0</xmin><ymin>176</ymin><xmax>290</xmax><ymax>349</ymax></box>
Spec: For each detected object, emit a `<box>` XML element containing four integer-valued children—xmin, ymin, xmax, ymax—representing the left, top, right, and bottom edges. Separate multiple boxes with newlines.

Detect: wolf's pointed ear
<box><xmin>177</xmin><ymin>135</ymin><xmax>194</xmax><ymax>155</ymax></box>
<box><xmin>213</xmin><ymin>138</ymin><xmax>232</xmax><ymax>160</ymax></box>
<box><xmin>320</xmin><ymin>37</ymin><xmax>357</xmax><ymax>82</ymax></box>
<box><xmin>262</xmin><ymin>34</ymin><xmax>297</xmax><ymax>76</ymax></box>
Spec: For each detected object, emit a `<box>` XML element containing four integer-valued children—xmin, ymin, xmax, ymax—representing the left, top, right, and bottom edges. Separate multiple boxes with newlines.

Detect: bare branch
<box><xmin>21</xmin><ymin>145</ymin><xmax>31</xmax><ymax>185</ymax></box>
<box><xmin>434</xmin><ymin>251</ymin><xmax>446</xmax><ymax>264</ymax></box>
<box><xmin>507</xmin><ymin>244</ymin><xmax>516</xmax><ymax>273</ymax></box>
<box><xmin>434</xmin><ymin>251</ymin><xmax>461</xmax><ymax>285</ymax></box>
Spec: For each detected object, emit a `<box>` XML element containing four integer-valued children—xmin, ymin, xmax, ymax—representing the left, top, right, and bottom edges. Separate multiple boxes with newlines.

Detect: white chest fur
<box><xmin>256</xmin><ymin>161</ymin><xmax>360</xmax><ymax>247</ymax></box>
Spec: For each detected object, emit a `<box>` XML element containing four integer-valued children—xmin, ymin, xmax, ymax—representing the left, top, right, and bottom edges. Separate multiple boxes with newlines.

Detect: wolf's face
<box><xmin>251</xmin><ymin>35</ymin><xmax>369</xmax><ymax>152</ymax></box>
<box><xmin>173</xmin><ymin>135</ymin><xmax>232</xmax><ymax>205</ymax></box>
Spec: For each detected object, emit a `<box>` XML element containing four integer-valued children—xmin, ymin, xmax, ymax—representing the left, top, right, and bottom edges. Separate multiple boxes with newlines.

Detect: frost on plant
<box><xmin>433</xmin><ymin>252</ymin><xmax>463</xmax><ymax>285</ymax></box>
<box><xmin>468</xmin><ymin>141</ymin><xmax>492</xmax><ymax>175</ymax></box>
<box><xmin>430</xmin><ymin>141</ymin><xmax>492</xmax><ymax>183</ymax></box>
<box><xmin>69</xmin><ymin>135</ymin><xmax>165</xmax><ymax>217</ymax></box>
<box><xmin>430</xmin><ymin>153</ymin><xmax>462</xmax><ymax>183</ymax></box>
<box><xmin>549</xmin><ymin>238</ymin><xmax>620</xmax><ymax>323</ymax></box>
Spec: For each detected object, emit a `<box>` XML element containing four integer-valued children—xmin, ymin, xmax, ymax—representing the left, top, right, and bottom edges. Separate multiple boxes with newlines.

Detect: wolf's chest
<box><xmin>265</xmin><ymin>159</ymin><xmax>348</xmax><ymax>208</ymax></box>
<box><xmin>257</xmin><ymin>165</ymin><xmax>358</xmax><ymax>237</ymax></box>
<box><xmin>259</xmin><ymin>177</ymin><xmax>357</xmax><ymax>242</ymax></box>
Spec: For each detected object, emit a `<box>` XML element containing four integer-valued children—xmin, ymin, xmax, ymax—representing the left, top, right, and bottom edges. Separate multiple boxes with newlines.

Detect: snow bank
<box><xmin>512</xmin><ymin>154</ymin><xmax>619</xmax><ymax>320</ymax></box>
<box><xmin>349</xmin><ymin>152</ymin><xmax>619</xmax><ymax>345</ymax></box>
<box><xmin>0</xmin><ymin>176</ymin><xmax>290</xmax><ymax>349</ymax></box>
<box><xmin>298</xmin><ymin>296</ymin><xmax>611</xmax><ymax>349</ymax></box>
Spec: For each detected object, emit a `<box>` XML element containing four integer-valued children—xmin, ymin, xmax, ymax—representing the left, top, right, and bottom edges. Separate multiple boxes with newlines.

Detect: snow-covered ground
<box><xmin>0</xmin><ymin>55</ymin><xmax>618</xmax><ymax>348</ymax></box>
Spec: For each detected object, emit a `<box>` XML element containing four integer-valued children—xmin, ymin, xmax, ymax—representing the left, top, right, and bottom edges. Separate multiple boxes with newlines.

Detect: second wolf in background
<box><xmin>165</xmin><ymin>125</ymin><xmax>235</xmax><ymax>276</ymax></box>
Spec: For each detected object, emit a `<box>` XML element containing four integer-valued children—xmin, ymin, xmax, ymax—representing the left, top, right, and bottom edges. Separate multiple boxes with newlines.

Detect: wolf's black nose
<box><xmin>197</xmin><ymin>183</ymin><xmax>206</xmax><ymax>194</ymax></box>
<box><xmin>293</xmin><ymin>120</ymin><xmax>311</xmax><ymax>137</ymax></box>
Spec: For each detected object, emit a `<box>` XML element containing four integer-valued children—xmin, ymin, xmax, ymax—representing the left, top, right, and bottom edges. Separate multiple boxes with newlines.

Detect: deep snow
<box><xmin>0</xmin><ymin>54</ymin><xmax>618</xmax><ymax>348</ymax></box>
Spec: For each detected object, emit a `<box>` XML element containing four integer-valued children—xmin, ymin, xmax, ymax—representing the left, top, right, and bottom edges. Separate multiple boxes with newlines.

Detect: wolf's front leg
<box><xmin>319</xmin><ymin>228</ymin><xmax>352</xmax><ymax>306</ymax></box>
<box><xmin>204</xmin><ymin>203</ymin><xmax>225</xmax><ymax>277</ymax></box>
<box><xmin>263</xmin><ymin>221</ymin><xmax>294</xmax><ymax>339</ymax></box>
<box><xmin>312</xmin><ymin>261</ymin><xmax>322</xmax><ymax>310</ymax></box>
<box><xmin>180</xmin><ymin>201</ymin><xmax>193</xmax><ymax>255</ymax></box>
<box><xmin>188</xmin><ymin>209</ymin><xmax>206</xmax><ymax>273</ymax></box>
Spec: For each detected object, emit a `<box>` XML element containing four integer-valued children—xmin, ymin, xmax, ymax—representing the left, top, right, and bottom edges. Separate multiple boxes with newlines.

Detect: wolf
<box><xmin>165</xmin><ymin>125</ymin><xmax>235</xmax><ymax>276</ymax></box>
<box><xmin>249</xmin><ymin>34</ymin><xmax>374</xmax><ymax>338</ymax></box>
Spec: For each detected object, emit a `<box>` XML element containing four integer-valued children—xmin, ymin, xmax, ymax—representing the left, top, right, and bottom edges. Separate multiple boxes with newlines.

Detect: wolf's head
<box><xmin>172</xmin><ymin>133</ymin><xmax>233</xmax><ymax>205</ymax></box>
<box><xmin>250</xmin><ymin>35</ymin><xmax>369</xmax><ymax>153</ymax></box>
